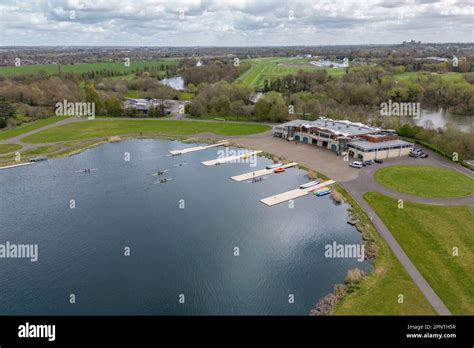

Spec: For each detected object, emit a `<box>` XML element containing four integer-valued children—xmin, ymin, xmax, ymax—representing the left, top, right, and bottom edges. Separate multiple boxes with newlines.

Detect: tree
<box><xmin>0</xmin><ymin>96</ymin><xmax>14</xmax><ymax>120</ymax></box>
<box><xmin>85</xmin><ymin>83</ymin><xmax>103</xmax><ymax>110</ymax></box>
<box><xmin>254</xmin><ymin>97</ymin><xmax>270</xmax><ymax>121</ymax></box>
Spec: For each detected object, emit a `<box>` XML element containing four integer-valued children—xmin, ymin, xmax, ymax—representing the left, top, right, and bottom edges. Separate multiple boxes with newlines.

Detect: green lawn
<box><xmin>374</xmin><ymin>165</ymin><xmax>474</xmax><ymax>198</ymax></box>
<box><xmin>364</xmin><ymin>192</ymin><xmax>474</xmax><ymax>314</ymax></box>
<box><xmin>0</xmin><ymin>145</ymin><xmax>62</xmax><ymax>163</ymax></box>
<box><xmin>23</xmin><ymin>145</ymin><xmax>61</xmax><ymax>156</ymax></box>
<box><xmin>335</xmin><ymin>247</ymin><xmax>436</xmax><ymax>315</ymax></box>
<box><xmin>177</xmin><ymin>92</ymin><xmax>195</xmax><ymax>100</ymax></box>
<box><xmin>23</xmin><ymin>119</ymin><xmax>271</xmax><ymax>143</ymax></box>
<box><xmin>333</xmin><ymin>188</ymin><xmax>435</xmax><ymax>315</ymax></box>
<box><xmin>0</xmin><ymin>144</ymin><xmax>22</xmax><ymax>154</ymax></box>
<box><xmin>0</xmin><ymin>59</ymin><xmax>178</xmax><ymax>76</ymax></box>
<box><xmin>236</xmin><ymin>57</ymin><xmax>345</xmax><ymax>87</ymax></box>
<box><xmin>0</xmin><ymin>116</ymin><xmax>67</xmax><ymax>140</ymax></box>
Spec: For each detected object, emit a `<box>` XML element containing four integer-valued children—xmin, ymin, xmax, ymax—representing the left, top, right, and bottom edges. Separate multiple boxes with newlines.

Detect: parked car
<box><xmin>374</xmin><ymin>159</ymin><xmax>383</xmax><ymax>164</ymax></box>
<box><xmin>420</xmin><ymin>153</ymin><xmax>429</xmax><ymax>158</ymax></box>
<box><xmin>413</xmin><ymin>148</ymin><xmax>423</xmax><ymax>155</ymax></box>
<box><xmin>364</xmin><ymin>160</ymin><xmax>375</xmax><ymax>165</ymax></box>
<box><xmin>409</xmin><ymin>152</ymin><xmax>419</xmax><ymax>158</ymax></box>
<box><xmin>350</xmin><ymin>161</ymin><xmax>363</xmax><ymax>168</ymax></box>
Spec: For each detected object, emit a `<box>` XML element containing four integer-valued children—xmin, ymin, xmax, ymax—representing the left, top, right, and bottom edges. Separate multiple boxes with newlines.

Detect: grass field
<box><xmin>23</xmin><ymin>119</ymin><xmax>271</xmax><ymax>143</ymax></box>
<box><xmin>0</xmin><ymin>144</ymin><xmax>22</xmax><ymax>154</ymax></box>
<box><xmin>335</xmin><ymin>246</ymin><xmax>436</xmax><ymax>315</ymax></box>
<box><xmin>333</xmin><ymin>188</ymin><xmax>435</xmax><ymax>315</ymax></box>
<box><xmin>0</xmin><ymin>59</ymin><xmax>178</xmax><ymax>76</ymax></box>
<box><xmin>374</xmin><ymin>165</ymin><xmax>474</xmax><ymax>198</ymax></box>
<box><xmin>0</xmin><ymin>116</ymin><xmax>67</xmax><ymax>140</ymax></box>
<box><xmin>124</xmin><ymin>90</ymin><xmax>194</xmax><ymax>100</ymax></box>
<box><xmin>394</xmin><ymin>71</ymin><xmax>474</xmax><ymax>82</ymax></box>
<box><xmin>236</xmin><ymin>57</ymin><xmax>345</xmax><ymax>87</ymax></box>
<box><xmin>364</xmin><ymin>192</ymin><xmax>474</xmax><ymax>314</ymax></box>
<box><xmin>0</xmin><ymin>145</ymin><xmax>62</xmax><ymax>163</ymax></box>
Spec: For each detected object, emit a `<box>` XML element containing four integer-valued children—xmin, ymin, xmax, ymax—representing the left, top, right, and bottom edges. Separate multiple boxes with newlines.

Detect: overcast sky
<box><xmin>0</xmin><ymin>0</ymin><xmax>472</xmax><ymax>46</ymax></box>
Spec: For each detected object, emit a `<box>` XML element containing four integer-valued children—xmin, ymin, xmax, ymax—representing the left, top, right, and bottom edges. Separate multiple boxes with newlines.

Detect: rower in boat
<box><xmin>153</xmin><ymin>169</ymin><xmax>169</xmax><ymax>176</ymax></box>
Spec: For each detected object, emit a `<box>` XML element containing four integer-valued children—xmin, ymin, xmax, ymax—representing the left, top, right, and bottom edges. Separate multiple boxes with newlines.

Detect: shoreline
<box><xmin>1</xmin><ymin>133</ymin><xmax>383</xmax><ymax>315</ymax></box>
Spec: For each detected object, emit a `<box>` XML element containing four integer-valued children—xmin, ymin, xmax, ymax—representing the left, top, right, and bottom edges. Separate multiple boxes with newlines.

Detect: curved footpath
<box><xmin>3</xmin><ymin>118</ymin><xmax>472</xmax><ymax>315</ymax></box>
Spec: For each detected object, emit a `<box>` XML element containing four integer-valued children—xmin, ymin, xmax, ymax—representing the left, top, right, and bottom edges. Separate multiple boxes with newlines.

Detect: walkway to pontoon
<box><xmin>169</xmin><ymin>140</ymin><xmax>229</xmax><ymax>155</ymax></box>
<box><xmin>231</xmin><ymin>162</ymin><xmax>298</xmax><ymax>182</ymax></box>
<box><xmin>201</xmin><ymin>150</ymin><xmax>262</xmax><ymax>166</ymax></box>
<box><xmin>260</xmin><ymin>180</ymin><xmax>336</xmax><ymax>206</ymax></box>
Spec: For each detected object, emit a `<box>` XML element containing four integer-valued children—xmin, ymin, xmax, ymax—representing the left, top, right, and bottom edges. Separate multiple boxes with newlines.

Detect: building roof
<box><xmin>275</xmin><ymin>117</ymin><xmax>381</xmax><ymax>136</ymax></box>
<box><xmin>349</xmin><ymin>139</ymin><xmax>413</xmax><ymax>150</ymax></box>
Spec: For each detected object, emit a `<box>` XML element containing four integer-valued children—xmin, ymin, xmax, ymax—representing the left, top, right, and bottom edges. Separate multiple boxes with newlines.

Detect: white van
<box><xmin>350</xmin><ymin>161</ymin><xmax>363</xmax><ymax>168</ymax></box>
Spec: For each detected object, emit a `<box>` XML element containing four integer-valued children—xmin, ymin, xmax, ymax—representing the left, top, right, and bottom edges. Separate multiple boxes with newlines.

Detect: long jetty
<box><xmin>170</xmin><ymin>140</ymin><xmax>229</xmax><ymax>156</ymax></box>
<box><xmin>201</xmin><ymin>150</ymin><xmax>262</xmax><ymax>166</ymax></box>
<box><xmin>230</xmin><ymin>162</ymin><xmax>298</xmax><ymax>182</ymax></box>
<box><xmin>260</xmin><ymin>180</ymin><xmax>336</xmax><ymax>206</ymax></box>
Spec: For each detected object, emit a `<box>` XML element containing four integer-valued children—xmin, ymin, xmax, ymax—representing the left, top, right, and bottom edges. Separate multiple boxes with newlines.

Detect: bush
<box><xmin>345</xmin><ymin>268</ymin><xmax>365</xmax><ymax>285</ymax></box>
<box><xmin>0</xmin><ymin>118</ymin><xmax>6</xmax><ymax>128</ymax></box>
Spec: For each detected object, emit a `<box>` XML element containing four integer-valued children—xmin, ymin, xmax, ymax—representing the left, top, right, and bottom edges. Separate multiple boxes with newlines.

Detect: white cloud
<box><xmin>0</xmin><ymin>0</ymin><xmax>472</xmax><ymax>46</ymax></box>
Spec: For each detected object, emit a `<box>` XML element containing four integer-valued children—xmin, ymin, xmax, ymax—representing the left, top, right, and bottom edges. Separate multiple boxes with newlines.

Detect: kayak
<box><xmin>314</xmin><ymin>188</ymin><xmax>332</xmax><ymax>196</ymax></box>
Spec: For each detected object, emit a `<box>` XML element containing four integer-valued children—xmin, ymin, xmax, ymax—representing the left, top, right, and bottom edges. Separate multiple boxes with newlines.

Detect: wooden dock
<box><xmin>231</xmin><ymin>162</ymin><xmax>298</xmax><ymax>182</ymax></box>
<box><xmin>169</xmin><ymin>140</ymin><xmax>229</xmax><ymax>155</ymax></box>
<box><xmin>260</xmin><ymin>180</ymin><xmax>336</xmax><ymax>206</ymax></box>
<box><xmin>0</xmin><ymin>162</ymin><xmax>34</xmax><ymax>170</ymax></box>
<box><xmin>202</xmin><ymin>150</ymin><xmax>262</xmax><ymax>166</ymax></box>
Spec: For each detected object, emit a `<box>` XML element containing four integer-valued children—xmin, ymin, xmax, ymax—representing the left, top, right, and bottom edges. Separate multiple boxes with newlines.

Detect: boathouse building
<box><xmin>272</xmin><ymin>117</ymin><xmax>413</xmax><ymax>161</ymax></box>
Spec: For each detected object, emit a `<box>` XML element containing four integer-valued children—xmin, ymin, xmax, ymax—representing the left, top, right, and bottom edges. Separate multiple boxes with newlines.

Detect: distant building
<box><xmin>124</xmin><ymin>98</ymin><xmax>190</xmax><ymax>115</ymax></box>
<box><xmin>309</xmin><ymin>59</ymin><xmax>348</xmax><ymax>68</ymax></box>
<box><xmin>272</xmin><ymin>117</ymin><xmax>414</xmax><ymax>161</ymax></box>
<box><xmin>423</xmin><ymin>57</ymin><xmax>449</xmax><ymax>62</ymax></box>
<box><xmin>249</xmin><ymin>92</ymin><xmax>263</xmax><ymax>104</ymax></box>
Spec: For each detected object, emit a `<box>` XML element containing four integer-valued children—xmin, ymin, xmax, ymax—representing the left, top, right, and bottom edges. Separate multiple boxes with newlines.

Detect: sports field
<box><xmin>236</xmin><ymin>57</ymin><xmax>346</xmax><ymax>87</ymax></box>
<box><xmin>0</xmin><ymin>59</ymin><xmax>178</xmax><ymax>76</ymax></box>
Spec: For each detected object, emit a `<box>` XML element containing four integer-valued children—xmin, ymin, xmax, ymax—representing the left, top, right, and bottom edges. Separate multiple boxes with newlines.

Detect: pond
<box><xmin>160</xmin><ymin>76</ymin><xmax>185</xmax><ymax>91</ymax></box>
<box><xmin>413</xmin><ymin>109</ymin><xmax>472</xmax><ymax>133</ymax></box>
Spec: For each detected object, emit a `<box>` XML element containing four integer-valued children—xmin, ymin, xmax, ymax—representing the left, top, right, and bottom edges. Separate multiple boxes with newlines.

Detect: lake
<box><xmin>414</xmin><ymin>109</ymin><xmax>472</xmax><ymax>133</ymax></box>
<box><xmin>0</xmin><ymin>139</ymin><xmax>370</xmax><ymax>315</ymax></box>
<box><xmin>160</xmin><ymin>76</ymin><xmax>185</xmax><ymax>91</ymax></box>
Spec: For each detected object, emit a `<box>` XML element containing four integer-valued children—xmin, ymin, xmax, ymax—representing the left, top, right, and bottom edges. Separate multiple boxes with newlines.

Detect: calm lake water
<box><xmin>414</xmin><ymin>109</ymin><xmax>472</xmax><ymax>133</ymax></box>
<box><xmin>160</xmin><ymin>76</ymin><xmax>185</xmax><ymax>91</ymax></box>
<box><xmin>0</xmin><ymin>139</ymin><xmax>370</xmax><ymax>315</ymax></box>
